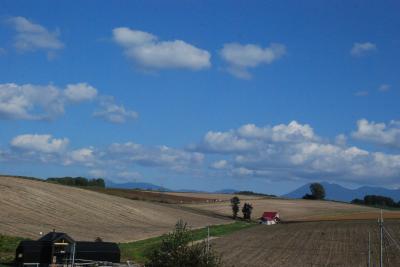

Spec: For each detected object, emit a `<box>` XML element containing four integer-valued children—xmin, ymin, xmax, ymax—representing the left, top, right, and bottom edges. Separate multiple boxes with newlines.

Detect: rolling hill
<box><xmin>0</xmin><ymin>176</ymin><xmax>228</xmax><ymax>242</ymax></box>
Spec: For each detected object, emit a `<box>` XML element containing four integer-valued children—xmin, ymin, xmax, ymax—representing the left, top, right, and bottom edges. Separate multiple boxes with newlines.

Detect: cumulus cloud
<box><xmin>113</xmin><ymin>27</ymin><xmax>211</xmax><ymax>70</ymax></box>
<box><xmin>197</xmin><ymin>121</ymin><xmax>316</xmax><ymax>153</ymax></box>
<box><xmin>194</xmin><ymin>121</ymin><xmax>400</xmax><ymax>185</ymax></box>
<box><xmin>63</xmin><ymin>83</ymin><xmax>98</xmax><ymax>102</ymax></box>
<box><xmin>0</xmin><ymin>83</ymin><xmax>135</xmax><ymax>123</ymax></box>
<box><xmin>68</xmin><ymin>148</ymin><xmax>95</xmax><ymax>164</ymax></box>
<box><xmin>11</xmin><ymin>134</ymin><xmax>69</xmax><ymax>154</ymax></box>
<box><xmin>93</xmin><ymin>96</ymin><xmax>138</xmax><ymax>124</ymax></box>
<box><xmin>0</xmin><ymin>83</ymin><xmax>65</xmax><ymax>120</ymax></box>
<box><xmin>352</xmin><ymin>119</ymin><xmax>400</xmax><ymax>148</ymax></box>
<box><xmin>220</xmin><ymin>43</ymin><xmax>286</xmax><ymax>79</ymax></box>
<box><xmin>351</xmin><ymin>42</ymin><xmax>376</xmax><ymax>57</ymax></box>
<box><xmin>108</xmin><ymin>142</ymin><xmax>204</xmax><ymax>171</ymax></box>
<box><xmin>7</xmin><ymin>16</ymin><xmax>64</xmax><ymax>55</ymax></box>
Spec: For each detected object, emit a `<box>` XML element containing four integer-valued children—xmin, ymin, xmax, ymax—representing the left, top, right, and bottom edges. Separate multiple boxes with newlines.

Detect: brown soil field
<box><xmin>164</xmin><ymin>192</ymin><xmax>265</xmax><ymax>201</ymax></box>
<box><xmin>184</xmin><ymin>198</ymin><xmax>395</xmax><ymax>221</ymax></box>
<box><xmin>213</xmin><ymin>220</ymin><xmax>400</xmax><ymax>267</ymax></box>
<box><xmin>87</xmin><ymin>188</ymin><xmax>213</xmax><ymax>204</ymax></box>
<box><xmin>0</xmin><ymin>176</ymin><xmax>229</xmax><ymax>242</ymax></box>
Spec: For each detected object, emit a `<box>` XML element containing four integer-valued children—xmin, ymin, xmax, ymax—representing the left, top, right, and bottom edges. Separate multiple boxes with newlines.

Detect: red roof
<box><xmin>262</xmin><ymin>212</ymin><xmax>278</xmax><ymax>220</ymax></box>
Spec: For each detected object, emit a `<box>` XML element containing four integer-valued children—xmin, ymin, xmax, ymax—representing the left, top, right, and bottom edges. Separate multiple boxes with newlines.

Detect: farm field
<box><xmin>0</xmin><ymin>176</ymin><xmax>229</xmax><ymax>242</ymax></box>
<box><xmin>163</xmin><ymin>192</ymin><xmax>266</xmax><ymax>202</ymax></box>
<box><xmin>213</xmin><ymin>220</ymin><xmax>400</xmax><ymax>267</ymax></box>
<box><xmin>184</xmin><ymin>198</ymin><xmax>400</xmax><ymax>221</ymax></box>
<box><xmin>87</xmin><ymin>187</ymin><xmax>213</xmax><ymax>204</ymax></box>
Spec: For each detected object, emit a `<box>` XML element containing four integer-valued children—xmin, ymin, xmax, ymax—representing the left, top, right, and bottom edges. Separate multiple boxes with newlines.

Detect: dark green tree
<box><xmin>147</xmin><ymin>220</ymin><xmax>221</xmax><ymax>267</ymax></box>
<box><xmin>303</xmin><ymin>183</ymin><xmax>325</xmax><ymax>200</ymax></box>
<box><xmin>310</xmin><ymin>183</ymin><xmax>325</xmax><ymax>199</ymax></box>
<box><xmin>242</xmin><ymin>203</ymin><xmax>253</xmax><ymax>220</ymax></box>
<box><xmin>230</xmin><ymin>196</ymin><xmax>240</xmax><ymax>219</ymax></box>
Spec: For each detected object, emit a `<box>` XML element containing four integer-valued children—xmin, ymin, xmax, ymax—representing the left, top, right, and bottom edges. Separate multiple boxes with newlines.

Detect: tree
<box><xmin>242</xmin><ymin>203</ymin><xmax>253</xmax><ymax>220</ymax></box>
<box><xmin>147</xmin><ymin>220</ymin><xmax>221</xmax><ymax>267</ymax></box>
<box><xmin>303</xmin><ymin>183</ymin><xmax>325</xmax><ymax>200</ymax></box>
<box><xmin>230</xmin><ymin>196</ymin><xmax>240</xmax><ymax>219</ymax></box>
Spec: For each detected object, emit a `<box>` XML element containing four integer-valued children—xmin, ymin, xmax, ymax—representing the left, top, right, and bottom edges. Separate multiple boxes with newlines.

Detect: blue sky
<box><xmin>0</xmin><ymin>0</ymin><xmax>399</xmax><ymax>194</ymax></box>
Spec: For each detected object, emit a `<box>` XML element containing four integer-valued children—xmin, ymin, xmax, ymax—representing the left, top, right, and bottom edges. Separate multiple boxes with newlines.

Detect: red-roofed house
<box><xmin>260</xmin><ymin>211</ymin><xmax>280</xmax><ymax>225</ymax></box>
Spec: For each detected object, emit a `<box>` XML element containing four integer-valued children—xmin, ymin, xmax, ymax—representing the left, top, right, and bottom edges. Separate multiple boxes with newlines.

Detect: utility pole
<box><xmin>380</xmin><ymin>209</ymin><xmax>383</xmax><ymax>267</ymax></box>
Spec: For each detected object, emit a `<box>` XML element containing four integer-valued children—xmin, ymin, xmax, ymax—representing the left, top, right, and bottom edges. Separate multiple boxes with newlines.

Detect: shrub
<box><xmin>147</xmin><ymin>220</ymin><xmax>221</xmax><ymax>267</ymax></box>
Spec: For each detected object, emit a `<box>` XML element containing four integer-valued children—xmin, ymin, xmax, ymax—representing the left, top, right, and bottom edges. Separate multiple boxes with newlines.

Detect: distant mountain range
<box><xmin>105</xmin><ymin>180</ymin><xmax>237</xmax><ymax>194</ymax></box>
<box><xmin>106</xmin><ymin>181</ymin><xmax>170</xmax><ymax>191</ymax></box>
<box><xmin>283</xmin><ymin>182</ymin><xmax>400</xmax><ymax>202</ymax></box>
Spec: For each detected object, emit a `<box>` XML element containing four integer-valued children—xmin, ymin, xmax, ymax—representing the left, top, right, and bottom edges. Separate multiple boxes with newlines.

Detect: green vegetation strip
<box><xmin>0</xmin><ymin>235</ymin><xmax>26</xmax><ymax>264</ymax></box>
<box><xmin>119</xmin><ymin>221</ymin><xmax>255</xmax><ymax>263</ymax></box>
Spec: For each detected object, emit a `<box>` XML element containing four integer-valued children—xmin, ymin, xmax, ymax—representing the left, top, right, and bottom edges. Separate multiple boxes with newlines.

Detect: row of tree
<box><xmin>230</xmin><ymin>196</ymin><xmax>253</xmax><ymax>220</ymax></box>
<box><xmin>46</xmin><ymin>177</ymin><xmax>105</xmax><ymax>187</ymax></box>
<box><xmin>351</xmin><ymin>195</ymin><xmax>400</xmax><ymax>208</ymax></box>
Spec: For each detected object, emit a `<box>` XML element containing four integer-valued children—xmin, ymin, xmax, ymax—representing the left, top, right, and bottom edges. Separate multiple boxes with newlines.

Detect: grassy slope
<box><xmin>119</xmin><ymin>221</ymin><xmax>255</xmax><ymax>263</ymax></box>
<box><xmin>0</xmin><ymin>235</ymin><xmax>26</xmax><ymax>263</ymax></box>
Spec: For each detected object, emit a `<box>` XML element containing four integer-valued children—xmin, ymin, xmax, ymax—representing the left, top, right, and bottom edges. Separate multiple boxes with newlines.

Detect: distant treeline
<box><xmin>46</xmin><ymin>177</ymin><xmax>105</xmax><ymax>188</ymax></box>
<box><xmin>351</xmin><ymin>195</ymin><xmax>400</xmax><ymax>208</ymax></box>
<box><xmin>235</xmin><ymin>191</ymin><xmax>276</xmax><ymax>197</ymax></box>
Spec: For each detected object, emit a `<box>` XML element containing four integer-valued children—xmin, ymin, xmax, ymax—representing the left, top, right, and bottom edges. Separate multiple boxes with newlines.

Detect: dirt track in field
<box><xmin>184</xmin><ymin>198</ymin><xmax>393</xmax><ymax>221</ymax></box>
<box><xmin>213</xmin><ymin>220</ymin><xmax>400</xmax><ymax>267</ymax></box>
<box><xmin>0</xmin><ymin>176</ymin><xmax>229</xmax><ymax>242</ymax></box>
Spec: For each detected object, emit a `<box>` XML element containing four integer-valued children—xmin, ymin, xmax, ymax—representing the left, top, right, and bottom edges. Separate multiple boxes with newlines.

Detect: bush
<box><xmin>147</xmin><ymin>220</ymin><xmax>221</xmax><ymax>267</ymax></box>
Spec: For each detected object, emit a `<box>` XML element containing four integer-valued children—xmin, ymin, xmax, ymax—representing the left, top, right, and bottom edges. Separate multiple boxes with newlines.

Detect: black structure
<box><xmin>15</xmin><ymin>231</ymin><xmax>120</xmax><ymax>266</ymax></box>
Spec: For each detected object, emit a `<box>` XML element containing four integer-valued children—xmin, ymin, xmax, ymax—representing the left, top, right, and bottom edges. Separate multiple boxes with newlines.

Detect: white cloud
<box><xmin>112</xmin><ymin>27</ymin><xmax>211</xmax><ymax>70</ymax></box>
<box><xmin>335</xmin><ymin>134</ymin><xmax>347</xmax><ymax>146</ymax></box>
<box><xmin>68</xmin><ymin>148</ymin><xmax>95</xmax><ymax>164</ymax></box>
<box><xmin>211</xmin><ymin>160</ymin><xmax>228</xmax><ymax>169</ymax></box>
<box><xmin>63</xmin><ymin>83</ymin><xmax>98</xmax><ymax>102</ymax></box>
<box><xmin>11</xmin><ymin>134</ymin><xmax>68</xmax><ymax>154</ymax></box>
<box><xmin>194</xmin><ymin>121</ymin><xmax>400</xmax><ymax>185</ymax></box>
<box><xmin>108</xmin><ymin>142</ymin><xmax>204</xmax><ymax>171</ymax></box>
<box><xmin>352</xmin><ymin>119</ymin><xmax>400</xmax><ymax>148</ymax></box>
<box><xmin>198</xmin><ymin>121</ymin><xmax>316</xmax><ymax>153</ymax></box>
<box><xmin>7</xmin><ymin>16</ymin><xmax>64</xmax><ymax>54</ymax></box>
<box><xmin>351</xmin><ymin>42</ymin><xmax>376</xmax><ymax>57</ymax></box>
<box><xmin>378</xmin><ymin>84</ymin><xmax>391</xmax><ymax>92</ymax></box>
<box><xmin>220</xmin><ymin>43</ymin><xmax>286</xmax><ymax>79</ymax></box>
<box><xmin>0</xmin><ymin>83</ymin><xmax>64</xmax><ymax>120</ymax></box>
<box><xmin>0</xmin><ymin>83</ymin><xmax>135</xmax><ymax>123</ymax></box>
<box><xmin>93</xmin><ymin>96</ymin><xmax>138</xmax><ymax>124</ymax></box>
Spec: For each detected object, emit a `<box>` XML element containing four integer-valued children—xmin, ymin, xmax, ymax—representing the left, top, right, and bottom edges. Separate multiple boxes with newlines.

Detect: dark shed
<box><xmin>15</xmin><ymin>241</ymin><xmax>52</xmax><ymax>266</ymax></box>
<box><xmin>75</xmin><ymin>242</ymin><xmax>120</xmax><ymax>263</ymax></box>
<box><xmin>15</xmin><ymin>232</ymin><xmax>120</xmax><ymax>266</ymax></box>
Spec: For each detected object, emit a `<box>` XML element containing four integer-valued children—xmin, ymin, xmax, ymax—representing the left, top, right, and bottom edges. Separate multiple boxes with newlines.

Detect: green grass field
<box><xmin>0</xmin><ymin>234</ymin><xmax>26</xmax><ymax>264</ymax></box>
<box><xmin>119</xmin><ymin>221</ymin><xmax>255</xmax><ymax>263</ymax></box>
